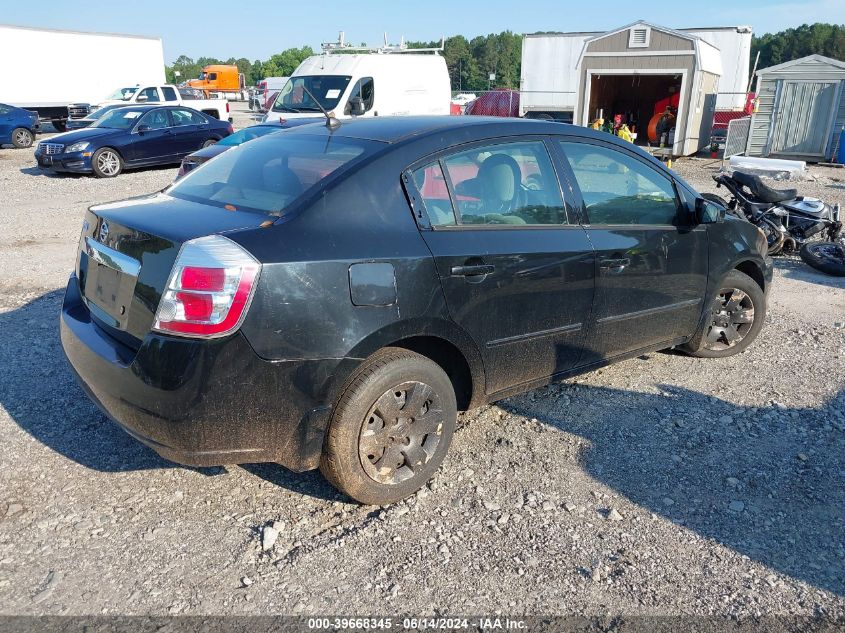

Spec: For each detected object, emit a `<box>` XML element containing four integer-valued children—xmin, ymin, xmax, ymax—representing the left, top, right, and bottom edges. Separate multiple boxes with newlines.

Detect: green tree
<box><xmin>752</xmin><ymin>23</ymin><xmax>845</xmax><ymax>71</ymax></box>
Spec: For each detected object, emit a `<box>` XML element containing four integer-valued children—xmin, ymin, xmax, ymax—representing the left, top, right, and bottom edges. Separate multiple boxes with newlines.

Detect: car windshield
<box><xmin>107</xmin><ymin>87</ymin><xmax>139</xmax><ymax>101</ymax></box>
<box><xmin>87</xmin><ymin>105</ymin><xmax>119</xmax><ymax>121</ymax></box>
<box><xmin>272</xmin><ymin>75</ymin><xmax>351</xmax><ymax>113</ymax></box>
<box><xmin>166</xmin><ymin>134</ymin><xmax>374</xmax><ymax>215</ymax></box>
<box><xmin>216</xmin><ymin>126</ymin><xmax>280</xmax><ymax>147</ymax></box>
<box><xmin>90</xmin><ymin>108</ymin><xmax>145</xmax><ymax>130</ymax></box>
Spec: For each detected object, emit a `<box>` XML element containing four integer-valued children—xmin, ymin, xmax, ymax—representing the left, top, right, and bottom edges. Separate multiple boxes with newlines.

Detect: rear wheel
<box><xmin>91</xmin><ymin>147</ymin><xmax>123</xmax><ymax>178</ymax></box>
<box><xmin>11</xmin><ymin>128</ymin><xmax>33</xmax><ymax>149</ymax></box>
<box><xmin>202</xmin><ymin>139</ymin><xmax>217</xmax><ymax>148</ymax></box>
<box><xmin>799</xmin><ymin>241</ymin><xmax>845</xmax><ymax>276</ymax></box>
<box><xmin>320</xmin><ymin>348</ymin><xmax>457</xmax><ymax>505</ymax></box>
<box><xmin>683</xmin><ymin>270</ymin><xmax>766</xmax><ymax>358</ymax></box>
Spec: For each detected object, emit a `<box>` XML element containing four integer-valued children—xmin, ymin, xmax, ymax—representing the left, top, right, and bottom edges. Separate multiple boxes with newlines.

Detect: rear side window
<box><xmin>171</xmin><ymin>109</ymin><xmax>204</xmax><ymax>126</ymax></box>
<box><xmin>412</xmin><ymin>162</ymin><xmax>456</xmax><ymax>226</ymax></box>
<box><xmin>559</xmin><ymin>141</ymin><xmax>679</xmax><ymax>226</ymax></box>
<box><xmin>0</xmin><ymin>105</ymin><xmax>11</xmax><ymax>115</ymax></box>
<box><xmin>167</xmin><ymin>135</ymin><xmax>372</xmax><ymax>216</ymax></box>
<box><xmin>439</xmin><ymin>141</ymin><xmax>567</xmax><ymax>226</ymax></box>
<box><xmin>162</xmin><ymin>87</ymin><xmax>178</xmax><ymax>102</ymax></box>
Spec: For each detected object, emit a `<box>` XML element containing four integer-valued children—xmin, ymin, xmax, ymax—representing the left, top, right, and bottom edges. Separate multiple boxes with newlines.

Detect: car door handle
<box><xmin>599</xmin><ymin>257</ymin><xmax>630</xmax><ymax>274</ymax></box>
<box><xmin>450</xmin><ymin>264</ymin><xmax>495</xmax><ymax>277</ymax></box>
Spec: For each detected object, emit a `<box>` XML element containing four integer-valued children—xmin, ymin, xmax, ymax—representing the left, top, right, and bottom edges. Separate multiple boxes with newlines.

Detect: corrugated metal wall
<box><xmin>746</xmin><ymin>57</ymin><xmax>845</xmax><ymax>160</ymax></box>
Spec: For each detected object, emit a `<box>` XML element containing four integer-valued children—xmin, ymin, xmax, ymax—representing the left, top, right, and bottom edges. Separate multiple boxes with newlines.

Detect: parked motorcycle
<box><xmin>705</xmin><ymin>171</ymin><xmax>845</xmax><ymax>276</ymax></box>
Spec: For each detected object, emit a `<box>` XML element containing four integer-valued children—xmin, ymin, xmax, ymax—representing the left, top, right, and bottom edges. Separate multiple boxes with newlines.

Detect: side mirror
<box><xmin>136</xmin><ymin>95</ymin><xmax>148</xmax><ymax>102</ymax></box>
<box><xmin>348</xmin><ymin>96</ymin><xmax>366</xmax><ymax>116</ymax></box>
<box><xmin>136</xmin><ymin>124</ymin><xmax>151</xmax><ymax>134</ymax></box>
<box><xmin>695</xmin><ymin>197</ymin><xmax>725</xmax><ymax>224</ymax></box>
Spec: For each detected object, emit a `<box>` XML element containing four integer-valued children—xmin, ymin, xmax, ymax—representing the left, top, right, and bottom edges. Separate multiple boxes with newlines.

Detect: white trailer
<box><xmin>520</xmin><ymin>25</ymin><xmax>751</xmax><ymax>119</ymax></box>
<box><xmin>1</xmin><ymin>24</ymin><xmax>165</xmax><ymax>131</ymax></box>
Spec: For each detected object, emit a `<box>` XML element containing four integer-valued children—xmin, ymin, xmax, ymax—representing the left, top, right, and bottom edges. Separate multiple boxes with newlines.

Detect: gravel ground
<box><xmin>0</xmin><ymin>116</ymin><xmax>844</xmax><ymax>618</ymax></box>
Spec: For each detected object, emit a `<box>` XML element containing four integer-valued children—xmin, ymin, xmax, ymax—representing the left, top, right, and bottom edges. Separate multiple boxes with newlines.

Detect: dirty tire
<box><xmin>320</xmin><ymin>347</ymin><xmax>457</xmax><ymax>505</ymax></box>
<box><xmin>799</xmin><ymin>241</ymin><xmax>845</xmax><ymax>277</ymax></box>
<box><xmin>11</xmin><ymin>128</ymin><xmax>34</xmax><ymax>149</ymax></box>
<box><xmin>91</xmin><ymin>147</ymin><xmax>123</xmax><ymax>178</ymax></box>
<box><xmin>682</xmin><ymin>269</ymin><xmax>766</xmax><ymax>358</ymax></box>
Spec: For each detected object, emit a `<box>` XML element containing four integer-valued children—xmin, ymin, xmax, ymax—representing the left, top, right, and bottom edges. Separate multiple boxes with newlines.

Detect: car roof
<box><xmin>285</xmin><ymin>115</ymin><xmax>607</xmax><ymax>145</ymax></box>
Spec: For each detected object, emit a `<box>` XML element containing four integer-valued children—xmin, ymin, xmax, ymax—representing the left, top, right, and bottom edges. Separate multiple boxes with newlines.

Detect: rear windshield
<box><xmin>166</xmin><ymin>134</ymin><xmax>374</xmax><ymax>215</ymax></box>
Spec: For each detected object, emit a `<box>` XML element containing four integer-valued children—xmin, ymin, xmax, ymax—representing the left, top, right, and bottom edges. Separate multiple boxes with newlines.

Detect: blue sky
<box><xmin>7</xmin><ymin>0</ymin><xmax>845</xmax><ymax>63</ymax></box>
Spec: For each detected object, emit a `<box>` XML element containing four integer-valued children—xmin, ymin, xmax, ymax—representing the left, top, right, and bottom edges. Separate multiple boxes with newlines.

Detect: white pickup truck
<box><xmin>70</xmin><ymin>85</ymin><xmax>231</xmax><ymax>122</ymax></box>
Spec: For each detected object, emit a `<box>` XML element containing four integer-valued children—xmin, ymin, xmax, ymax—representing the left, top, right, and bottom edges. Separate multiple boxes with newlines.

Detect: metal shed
<box><xmin>574</xmin><ymin>21</ymin><xmax>722</xmax><ymax>156</ymax></box>
<box><xmin>746</xmin><ymin>55</ymin><xmax>845</xmax><ymax>161</ymax></box>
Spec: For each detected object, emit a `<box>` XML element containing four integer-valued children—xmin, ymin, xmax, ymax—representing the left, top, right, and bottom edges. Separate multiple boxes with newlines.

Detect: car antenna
<box><xmin>300</xmin><ymin>85</ymin><xmax>341</xmax><ymax>130</ymax></box>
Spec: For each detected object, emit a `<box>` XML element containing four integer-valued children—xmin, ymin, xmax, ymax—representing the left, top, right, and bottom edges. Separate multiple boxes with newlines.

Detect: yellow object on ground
<box><xmin>617</xmin><ymin>124</ymin><xmax>634</xmax><ymax>143</ymax></box>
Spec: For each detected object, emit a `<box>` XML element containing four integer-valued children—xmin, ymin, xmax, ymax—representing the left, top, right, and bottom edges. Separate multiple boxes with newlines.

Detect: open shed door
<box><xmin>769</xmin><ymin>81</ymin><xmax>839</xmax><ymax>157</ymax></box>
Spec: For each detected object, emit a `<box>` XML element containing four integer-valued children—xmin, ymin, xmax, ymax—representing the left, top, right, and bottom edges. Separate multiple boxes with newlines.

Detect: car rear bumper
<box><xmin>60</xmin><ymin>275</ymin><xmax>334</xmax><ymax>471</ymax></box>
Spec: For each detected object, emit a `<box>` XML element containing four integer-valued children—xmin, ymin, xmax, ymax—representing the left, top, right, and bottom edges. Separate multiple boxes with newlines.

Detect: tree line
<box><xmin>751</xmin><ymin>23</ymin><xmax>845</xmax><ymax>70</ymax></box>
<box><xmin>164</xmin><ymin>24</ymin><xmax>844</xmax><ymax>92</ymax></box>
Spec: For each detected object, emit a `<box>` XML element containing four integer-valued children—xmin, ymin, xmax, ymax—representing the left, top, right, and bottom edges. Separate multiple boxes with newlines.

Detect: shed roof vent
<box><xmin>628</xmin><ymin>26</ymin><xmax>650</xmax><ymax>48</ymax></box>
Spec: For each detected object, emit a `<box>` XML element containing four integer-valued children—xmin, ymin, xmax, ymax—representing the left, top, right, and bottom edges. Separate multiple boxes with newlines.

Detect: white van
<box><xmin>261</xmin><ymin>43</ymin><xmax>450</xmax><ymax>123</ymax></box>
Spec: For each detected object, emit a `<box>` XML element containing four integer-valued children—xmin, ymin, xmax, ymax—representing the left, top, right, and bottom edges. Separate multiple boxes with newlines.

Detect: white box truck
<box><xmin>262</xmin><ymin>34</ymin><xmax>451</xmax><ymax>124</ymax></box>
<box><xmin>1</xmin><ymin>24</ymin><xmax>165</xmax><ymax>131</ymax></box>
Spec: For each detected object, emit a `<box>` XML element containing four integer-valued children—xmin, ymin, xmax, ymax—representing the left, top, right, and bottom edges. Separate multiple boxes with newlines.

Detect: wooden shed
<box><xmin>574</xmin><ymin>21</ymin><xmax>722</xmax><ymax>156</ymax></box>
<box><xmin>746</xmin><ymin>55</ymin><xmax>845</xmax><ymax>161</ymax></box>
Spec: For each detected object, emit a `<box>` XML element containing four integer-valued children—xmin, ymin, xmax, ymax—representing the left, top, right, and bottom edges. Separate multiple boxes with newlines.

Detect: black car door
<box><xmin>555</xmin><ymin>138</ymin><xmax>709</xmax><ymax>360</ymax></box>
<box><xmin>406</xmin><ymin>138</ymin><xmax>596</xmax><ymax>397</ymax></box>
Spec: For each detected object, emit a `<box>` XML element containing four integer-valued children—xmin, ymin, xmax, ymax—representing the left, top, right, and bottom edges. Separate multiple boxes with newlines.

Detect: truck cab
<box><xmin>262</xmin><ymin>38</ymin><xmax>450</xmax><ymax>124</ymax></box>
<box><xmin>187</xmin><ymin>65</ymin><xmax>246</xmax><ymax>99</ymax></box>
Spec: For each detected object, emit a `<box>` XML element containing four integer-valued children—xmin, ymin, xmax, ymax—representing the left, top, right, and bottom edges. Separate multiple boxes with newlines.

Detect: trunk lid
<box><xmin>77</xmin><ymin>192</ymin><xmax>268</xmax><ymax>348</ymax></box>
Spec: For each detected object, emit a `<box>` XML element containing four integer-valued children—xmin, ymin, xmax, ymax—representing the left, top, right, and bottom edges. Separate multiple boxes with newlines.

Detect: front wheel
<box><xmin>799</xmin><ymin>241</ymin><xmax>845</xmax><ymax>277</ymax></box>
<box><xmin>11</xmin><ymin>128</ymin><xmax>33</xmax><ymax>149</ymax></box>
<box><xmin>320</xmin><ymin>348</ymin><xmax>457</xmax><ymax>505</ymax></box>
<box><xmin>682</xmin><ymin>270</ymin><xmax>766</xmax><ymax>358</ymax></box>
<box><xmin>91</xmin><ymin>147</ymin><xmax>123</xmax><ymax>178</ymax></box>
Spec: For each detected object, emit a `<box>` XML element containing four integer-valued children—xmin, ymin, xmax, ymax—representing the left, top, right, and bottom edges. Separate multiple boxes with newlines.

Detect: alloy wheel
<box><xmin>97</xmin><ymin>151</ymin><xmax>120</xmax><ymax>176</ymax></box>
<box><xmin>13</xmin><ymin>129</ymin><xmax>32</xmax><ymax>147</ymax></box>
<box><xmin>358</xmin><ymin>381</ymin><xmax>445</xmax><ymax>485</ymax></box>
<box><xmin>704</xmin><ymin>288</ymin><xmax>755</xmax><ymax>351</ymax></box>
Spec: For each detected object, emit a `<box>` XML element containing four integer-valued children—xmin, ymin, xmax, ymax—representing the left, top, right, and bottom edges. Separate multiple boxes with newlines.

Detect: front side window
<box><xmin>208</xmin><ymin>73</ymin><xmax>218</xmax><ymax>81</ymax></box>
<box><xmin>167</xmin><ymin>135</ymin><xmax>373</xmax><ymax>216</ymax></box>
<box><xmin>272</xmin><ymin>75</ymin><xmax>352</xmax><ymax>113</ymax></box>
<box><xmin>138</xmin><ymin>87</ymin><xmax>160</xmax><ymax>103</ymax></box>
<box><xmin>439</xmin><ymin>141</ymin><xmax>567</xmax><ymax>226</ymax></box>
<box><xmin>346</xmin><ymin>77</ymin><xmax>375</xmax><ymax>114</ymax></box>
<box><xmin>559</xmin><ymin>141</ymin><xmax>679</xmax><ymax>226</ymax></box>
<box><xmin>138</xmin><ymin>109</ymin><xmax>170</xmax><ymax>130</ymax></box>
<box><xmin>162</xmin><ymin>87</ymin><xmax>178</xmax><ymax>102</ymax></box>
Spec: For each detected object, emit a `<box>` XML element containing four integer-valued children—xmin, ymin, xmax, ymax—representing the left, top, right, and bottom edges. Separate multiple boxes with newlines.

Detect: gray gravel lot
<box><xmin>0</xmin><ymin>116</ymin><xmax>844</xmax><ymax>617</ymax></box>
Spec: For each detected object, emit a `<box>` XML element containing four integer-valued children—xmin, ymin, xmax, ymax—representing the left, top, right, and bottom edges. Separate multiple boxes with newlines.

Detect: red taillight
<box><xmin>181</xmin><ymin>266</ymin><xmax>225</xmax><ymax>291</ymax></box>
<box><xmin>153</xmin><ymin>235</ymin><xmax>261</xmax><ymax>338</ymax></box>
<box><xmin>226</xmin><ymin>102</ymin><xmax>230</xmax><ymax>113</ymax></box>
<box><xmin>227</xmin><ymin>123</ymin><xmax>234</xmax><ymax>134</ymax></box>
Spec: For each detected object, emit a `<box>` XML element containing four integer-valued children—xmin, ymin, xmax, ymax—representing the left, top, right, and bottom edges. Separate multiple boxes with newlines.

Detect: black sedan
<box><xmin>35</xmin><ymin>105</ymin><xmax>232</xmax><ymax>177</ymax></box>
<box><xmin>60</xmin><ymin>117</ymin><xmax>771</xmax><ymax>504</ymax></box>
